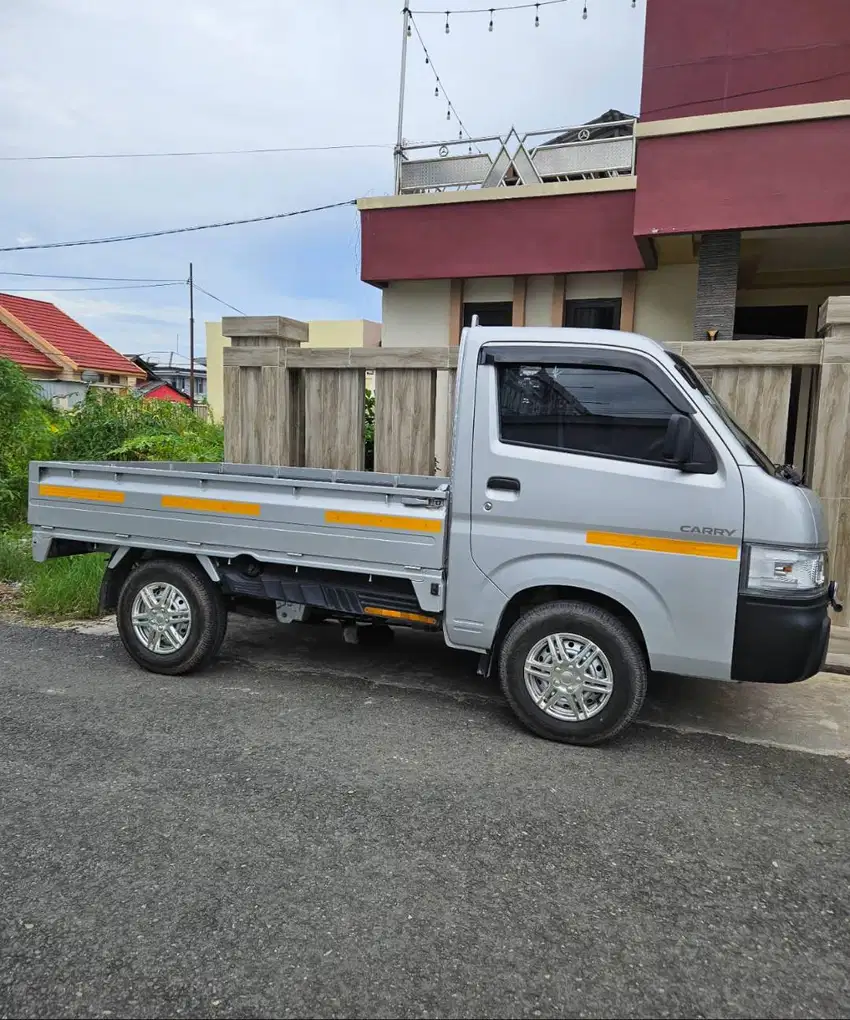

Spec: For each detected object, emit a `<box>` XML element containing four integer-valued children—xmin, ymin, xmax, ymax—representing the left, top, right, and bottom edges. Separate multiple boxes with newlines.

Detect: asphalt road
<box><xmin>1</xmin><ymin>618</ymin><xmax>849</xmax><ymax>1020</ymax></box>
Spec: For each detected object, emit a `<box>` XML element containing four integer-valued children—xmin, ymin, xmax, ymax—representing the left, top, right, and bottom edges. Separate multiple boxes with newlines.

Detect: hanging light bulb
<box><xmin>434</xmin><ymin>85</ymin><xmax>439</xmax><ymax>98</ymax></box>
<box><xmin>489</xmin><ymin>9</ymin><xmax>494</xmax><ymax>31</ymax></box>
<box><xmin>534</xmin><ymin>3</ymin><xmax>540</xmax><ymax>27</ymax></box>
<box><xmin>582</xmin><ymin>1</ymin><xmax>588</xmax><ymax>19</ymax></box>
<box><xmin>406</xmin><ymin>21</ymin><xmax>412</xmax><ymax>38</ymax></box>
<box><xmin>445</xmin><ymin>11</ymin><xmax>450</xmax><ymax>34</ymax></box>
<box><xmin>632</xmin><ymin>0</ymin><xmax>636</xmax><ymax>6</ymax></box>
<box><xmin>446</xmin><ymin>106</ymin><xmax>451</xmax><ymax>121</ymax></box>
<box><xmin>425</xmin><ymin>53</ymin><xmax>429</xmax><ymax>64</ymax></box>
<box><xmin>458</xmin><ymin>129</ymin><xmax>463</xmax><ymax>139</ymax></box>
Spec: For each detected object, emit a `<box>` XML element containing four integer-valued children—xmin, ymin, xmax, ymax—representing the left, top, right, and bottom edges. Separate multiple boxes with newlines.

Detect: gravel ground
<box><xmin>1</xmin><ymin>618</ymin><xmax>849</xmax><ymax>1020</ymax></box>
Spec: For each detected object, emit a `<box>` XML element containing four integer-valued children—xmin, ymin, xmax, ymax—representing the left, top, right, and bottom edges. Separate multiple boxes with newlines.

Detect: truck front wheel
<box><xmin>116</xmin><ymin>559</ymin><xmax>227</xmax><ymax>675</ymax></box>
<box><xmin>498</xmin><ymin>601</ymin><xmax>647</xmax><ymax>745</ymax></box>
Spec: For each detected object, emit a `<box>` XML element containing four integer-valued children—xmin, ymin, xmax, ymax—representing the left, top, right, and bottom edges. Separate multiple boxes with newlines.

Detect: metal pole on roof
<box><xmin>394</xmin><ymin>6</ymin><xmax>410</xmax><ymax>194</ymax></box>
<box><xmin>188</xmin><ymin>262</ymin><xmax>195</xmax><ymax>410</ymax></box>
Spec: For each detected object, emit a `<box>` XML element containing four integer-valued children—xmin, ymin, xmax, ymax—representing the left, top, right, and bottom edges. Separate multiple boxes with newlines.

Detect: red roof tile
<box><xmin>0</xmin><ymin>320</ymin><xmax>58</xmax><ymax>370</ymax></box>
<box><xmin>0</xmin><ymin>293</ymin><xmax>145</xmax><ymax>377</ymax></box>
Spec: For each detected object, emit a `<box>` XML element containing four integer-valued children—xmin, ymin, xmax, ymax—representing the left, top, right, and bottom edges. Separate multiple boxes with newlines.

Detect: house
<box><xmin>204</xmin><ymin>318</ymin><xmax>381</xmax><ymax>421</ymax></box>
<box><xmin>129</xmin><ymin>352</ymin><xmax>207</xmax><ymax>403</ymax></box>
<box><xmin>357</xmin><ymin>0</ymin><xmax>850</xmax><ymax>468</ymax></box>
<box><xmin>0</xmin><ymin>292</ymin><xmax>145</xmax><ymax>405</ymax></box>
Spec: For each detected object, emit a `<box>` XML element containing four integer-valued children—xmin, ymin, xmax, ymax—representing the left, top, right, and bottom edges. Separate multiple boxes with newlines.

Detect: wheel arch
<box><xmin>488</xmin><ymin>584</ymin><xmax>649</xmax><ymax>676</ymax></box>
<box><xmin>99</xmin><ymin>548</ymin><xmax>221</xmax><ymax>614</ymax></box>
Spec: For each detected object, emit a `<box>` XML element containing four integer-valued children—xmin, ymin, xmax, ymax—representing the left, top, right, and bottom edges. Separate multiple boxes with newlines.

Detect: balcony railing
<box><xmin>395</xmin><ymin>120</ymin><xmax>636</xmax><ymax>195</ymax></box>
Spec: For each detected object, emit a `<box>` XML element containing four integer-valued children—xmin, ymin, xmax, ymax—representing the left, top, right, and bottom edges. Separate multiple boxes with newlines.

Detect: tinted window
<box><xmin>464</xmin><ymin>301</ymin><xmax>513</xmax><ymax>327</ymax></box>
<box><xmin>564</xmin><ymin>299</ymin><xmax>621</xmax><ymax>330</ymax></box>
<box><xmin>498</xmin><ymin>364</ymin><xmax>675</xmax><ymax>463</ymax></box>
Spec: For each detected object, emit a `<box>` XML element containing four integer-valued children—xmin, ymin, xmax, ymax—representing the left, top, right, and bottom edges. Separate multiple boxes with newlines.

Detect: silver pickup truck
<box><xmin>28</xmin><ymin>326</ymin><xmax>840</xmax><ymax>745</ymax></box>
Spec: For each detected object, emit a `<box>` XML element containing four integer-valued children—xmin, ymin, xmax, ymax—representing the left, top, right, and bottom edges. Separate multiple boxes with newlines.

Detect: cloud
<box><xmin>0</xmin><ymin>0</ymin><xmax>646</xmax><ymax>353</ymax></box>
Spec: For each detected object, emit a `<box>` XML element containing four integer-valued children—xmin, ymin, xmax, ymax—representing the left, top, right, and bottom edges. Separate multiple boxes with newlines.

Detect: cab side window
<box><xmin>498</xmin><ymin>364</ymin><xmax>677</xmax><ymax>465</ymax></box>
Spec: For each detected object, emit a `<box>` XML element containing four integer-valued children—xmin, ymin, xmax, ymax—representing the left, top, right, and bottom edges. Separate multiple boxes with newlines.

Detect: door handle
<box><xmin>487</xmin><ymin>476</ymin><xmax>521</xmax><ymax>493</ymax></box>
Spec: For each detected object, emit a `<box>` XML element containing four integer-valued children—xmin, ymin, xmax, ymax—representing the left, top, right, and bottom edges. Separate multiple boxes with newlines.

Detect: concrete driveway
<box><xmin>1</xmin><ymin>617</ymin><xmax>849</xmax><ymax>1019</ymax></box>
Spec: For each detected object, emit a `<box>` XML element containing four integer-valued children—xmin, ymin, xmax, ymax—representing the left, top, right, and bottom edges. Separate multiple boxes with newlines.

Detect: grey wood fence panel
<box><xmin>711</xmin><ymin>366</ymin><xmax>792</xmax><ymax>466</ymax></box>
<box><xmin>374</xmin><ymin>369</ymin><xmax>437</xmax><ymax>475</ymax></box>
<box><xmin>303</xmin><ymin>368</ymin><xmax>365</xmax><ymax>470</ymax></box>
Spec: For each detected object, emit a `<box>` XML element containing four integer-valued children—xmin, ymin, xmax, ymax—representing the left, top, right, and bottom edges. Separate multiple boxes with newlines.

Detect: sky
<box><xmin>0</xmin><ymin>0</ymin><xmax>647</xmax><ymax>357</ymax></box>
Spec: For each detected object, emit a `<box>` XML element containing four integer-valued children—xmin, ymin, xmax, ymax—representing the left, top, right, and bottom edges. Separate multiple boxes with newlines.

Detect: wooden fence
<box><xmin>222</xmin><ymin>300</ymin><xmax>850</xmax><ymax>660</ymax></box>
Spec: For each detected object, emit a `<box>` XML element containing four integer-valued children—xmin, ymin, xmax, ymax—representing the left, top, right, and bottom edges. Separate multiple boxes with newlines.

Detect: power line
<box><xmin>0</xmin><ymin>270</ymin><xmax>182</xmax><ymax>282</ymax></box>
<box><xmin>408</xmin><ymin>13</ymin><xmax>476</xmax><ymax>142</ymax></box>
<box><xmin>0</xmin><ymin>199</ymin><xmax>356</xmax><ymax>253</ymax></box>
<box><xmin>0</xmin><ymin>282</ymin><xmax>184</xmax><ymax>293</ymax></box>
<box><xmin>645</xmin><ymin>69</ymin><xmax>850</xmax><ymax>116</ymax></box>
<box><xmin>193</xmin><ymin>283</ymin><xmax>246</xmax><ymax>316</ymax></box>
<box><xmin>0</xmin><ymin>142</ymin><xmax>393</xmax><ymax>163</ymax></box>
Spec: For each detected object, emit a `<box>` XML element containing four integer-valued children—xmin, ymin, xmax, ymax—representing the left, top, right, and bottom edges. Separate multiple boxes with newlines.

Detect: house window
<box><xmin>498</xmin><ymin>362</ymin><xmax>679</xmax><ymax>465</ymax></box>
<box><xmin>108</xmin><ymin>374</ymin><xmax>120</xmax><ymax>385</ymax></box>
<box><xmin>463</xmin><ymin>301</ymin><xmax>513</xmax><ymax>327</ymax></box>
<box><xmin>564</xmin><ymin>298</ymin><xmax>622</xmax><ymax>330</ymax></box>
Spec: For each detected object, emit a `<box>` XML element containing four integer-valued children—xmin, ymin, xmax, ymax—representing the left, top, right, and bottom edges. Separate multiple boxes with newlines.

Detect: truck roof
<box><xmin>462</xmin><ymin>326</ymin><xmax>668</xmax><ymax>360</ymax></box>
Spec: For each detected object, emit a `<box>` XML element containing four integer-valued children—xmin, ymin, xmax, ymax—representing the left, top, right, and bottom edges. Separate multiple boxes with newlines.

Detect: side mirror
<box><xmin>663</xmin><ymin>413</ymin><xmax>695</xmax><ymax>467</ymax></box>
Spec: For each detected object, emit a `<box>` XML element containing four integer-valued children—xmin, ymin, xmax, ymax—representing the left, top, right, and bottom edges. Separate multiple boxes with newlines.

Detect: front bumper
<box><xmin>731</xmin><ymin>588</ymin><xmax>831</xmax><ymax>684</ymax></box>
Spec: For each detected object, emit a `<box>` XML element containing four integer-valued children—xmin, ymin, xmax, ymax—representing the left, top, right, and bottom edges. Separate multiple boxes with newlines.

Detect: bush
<box><xmin>0</xmin><ymin>358</ymin><xmax>225</xmax><ymax>530</ymax></box>
<box><xmin>0</xmin><ymin>360</ymin><xmax>56</xmax><ymax>529</ymax></box>
<box><xmin>54</xmin><ymin>389</ymin><xmax>224</xmax><ymax>463</ymax></box>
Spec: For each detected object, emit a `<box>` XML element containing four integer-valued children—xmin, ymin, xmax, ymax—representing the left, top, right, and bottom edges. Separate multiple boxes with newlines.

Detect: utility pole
<box><xmin>188</xmin><ymin>262</ymin><xmax>195</xmax><ymax>409</ymax></box>
<box><xmin>394</xmin><ymin>6</ymin><xmax>410</xmax><ymax>194</ymax></box>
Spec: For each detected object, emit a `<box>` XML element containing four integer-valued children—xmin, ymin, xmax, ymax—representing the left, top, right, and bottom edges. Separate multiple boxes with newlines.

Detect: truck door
<box><xmin>468</xmin><ymin>343</ymin><xmax>745</xmax><ymax>680</ymax></box>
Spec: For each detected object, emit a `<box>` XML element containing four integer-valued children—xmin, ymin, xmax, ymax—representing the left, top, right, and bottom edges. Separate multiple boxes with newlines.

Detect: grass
<box><xmin>0</xmin><ymin>527</ymin><xmax>33</xmax><ymax>583</ymax></box>
<box><xmin>0</xmin><ymin>527</ymin><xmax>106</xmax><ymax>619</ymax></box>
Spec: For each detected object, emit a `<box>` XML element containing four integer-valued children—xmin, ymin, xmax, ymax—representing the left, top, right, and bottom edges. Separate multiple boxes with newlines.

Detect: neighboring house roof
<box><xmin>137</xmin><ymin>380</ymin><xmax>191</xmax><ymax>404</ymax></box>
<box><xmin>0</xmin><ymin>293</ymin><xmax>145</xmax><ymax>377</ymax></box>
<box><xmin>546</xmin><ymin>109</ymin><xmax>636</xmax><ymax>146</ymax></box>
<box><xmin>0</xmin><ymin>320</ymin><xmax>57</xmax><ymax>370</ymax></box>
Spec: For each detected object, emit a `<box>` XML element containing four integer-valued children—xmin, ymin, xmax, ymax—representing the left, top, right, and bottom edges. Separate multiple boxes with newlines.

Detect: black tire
<box><xmin>498</xmin><ymin>600</ymin><xmax>647</xmax><ymax>746</ymax></box>
<box><xmin>117</xmin><ymin>558</ymin><xmax>228</xmax><ymax>676</ymax></box>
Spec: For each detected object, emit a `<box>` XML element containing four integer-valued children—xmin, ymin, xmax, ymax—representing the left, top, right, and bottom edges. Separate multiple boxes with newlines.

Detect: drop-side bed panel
<box><xmin>29</xmin><ymin>461</ymin><xmax>449</xmax><ymax>577</ymax></box>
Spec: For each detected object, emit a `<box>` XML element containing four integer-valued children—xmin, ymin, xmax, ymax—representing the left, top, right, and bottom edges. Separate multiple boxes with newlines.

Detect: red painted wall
<box><xmin>633</xmin><ymin>118</ymin><xmax>850</xmax><ymax>236</ymax></box>
<box><xmin>360</xmin><ymin>190</ymin><xmax>645</xmax><ymax>284</ymax></box>
<box><xmin>641</xmin><ymin>0</ymin><xmax>850</xmax><ymax>120</ymax></box>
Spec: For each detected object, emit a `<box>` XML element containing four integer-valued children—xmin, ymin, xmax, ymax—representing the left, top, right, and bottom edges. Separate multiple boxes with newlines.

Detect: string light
<box><xmin>410</xmin><ymin>1</ymin><xmax>641</xmax><ymax>26</ymax></box>
<box><xmin>408</xmin><ymin>13</ymin><xmax>476</xmax><ymax>143</ymax></box>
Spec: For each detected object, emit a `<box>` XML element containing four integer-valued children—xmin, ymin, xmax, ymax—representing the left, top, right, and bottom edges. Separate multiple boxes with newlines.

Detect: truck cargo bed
<box><xmin>29</xmin><ymin>461</ymin><xmax>449</xmax><ymax>584</ymax></box>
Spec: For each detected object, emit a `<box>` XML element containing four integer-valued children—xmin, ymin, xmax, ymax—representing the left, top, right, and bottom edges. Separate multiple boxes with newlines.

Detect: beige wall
<box><xmin>205</xmin><ymin>317</ymin><xmax>382</xmax><ymax>422</ymax></box>
<box><xmin>205</xmin><ymin>321</ymin><xmax>230</xmax><ymax>421</ymax></box>
<box><xmin>634</xmin><ymin>264</ymin><xmax>698</xmax><ymax>346</ymax></box>
<box><xmin>463</xmin><ymin>276</ymin><xmax>514</xmax><ymax>303</ymax></box>
<box><xmin>525</xmin><ymin>275</ymin><xmax>555</xmax><ymax>326</ymax></box>
<box><xmin>381</xmin><ymin>279</ymin><xmax>452</xmax><ymax>348</ymax></box>
<box><xmin>564</xmin><ymin>272</ymin><xmax>624</xmax><ymax>300</ymax></box>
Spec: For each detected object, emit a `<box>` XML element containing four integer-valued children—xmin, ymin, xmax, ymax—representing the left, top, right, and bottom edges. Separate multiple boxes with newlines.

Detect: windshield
<box><xmin>668</xmin><ymin>352</ymin><xmax>777</xmax><ymax>475</ymax></box>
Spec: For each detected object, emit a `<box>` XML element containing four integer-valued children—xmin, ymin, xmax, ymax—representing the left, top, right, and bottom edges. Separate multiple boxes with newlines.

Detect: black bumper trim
<box><xmin>731</xmin><ymin>589</ymin><xmax>830</xmax><ymax>684</ymax></box>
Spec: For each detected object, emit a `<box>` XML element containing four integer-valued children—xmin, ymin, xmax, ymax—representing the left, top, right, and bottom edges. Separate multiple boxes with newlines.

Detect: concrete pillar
<box><xmin>692</xmin><ymin>231</ymin><xmax>741</xmax><ymax>341</ymax></box>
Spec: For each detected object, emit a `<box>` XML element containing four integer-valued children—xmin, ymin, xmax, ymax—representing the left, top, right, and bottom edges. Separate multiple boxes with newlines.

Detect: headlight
<box><xmin>746</xmin><ymin>545</ymin><xmax>826</xmax><ymax>594</ymax></box>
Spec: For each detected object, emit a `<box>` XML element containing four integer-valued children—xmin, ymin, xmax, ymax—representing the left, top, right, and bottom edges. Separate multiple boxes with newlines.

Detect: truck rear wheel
<box><xmin>116</xmin><ymin>559</ymin><xmax>227</xmax><ymax>676</ymax></box>
<box><xmin>498</xmin><ymin>601</ymin><xmax>647</xmax><ymax>746</ymax></box>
